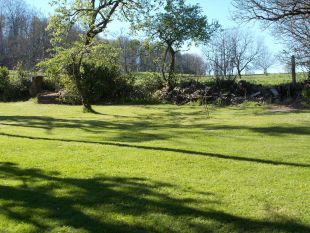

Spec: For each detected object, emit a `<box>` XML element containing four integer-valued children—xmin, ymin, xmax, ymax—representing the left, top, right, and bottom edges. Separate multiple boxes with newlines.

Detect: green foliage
<box><xmin>0</xmin><ymin>67</ymin><xmax>10</xmax><ymax>101</ymax></box>
<box><xmin>130</xmin><ymin>72</ymin><xmax>164</xmax><ymax>103</ymax></box>
<box><xmin>137</xmin><ymin>0</ymin><xmax>219</xmax><ymax>88</ymax></box>
<box><xmin>301</xmin><ymin>84</ymin><xmax>310</xmax><ymax>104</ymax></box>
<box><xmin>15</xmin><ymin>62</ymin><xmax>28</xmax><ymax>80</ymax></box>
<box><xmin>39</xmin><ymin>42</ymin><xmax>141</xmax><ymax>104</ymax></box>
<box><xmin>0</xmin><ymin>66</ymin><xmax>9</xmax><ymax>87</ymax></box>
<box><xmin>0</xmin><ymin>66</ymin><xmax>32</xmax><ymax>101</ymax></box>
<box><xmin>64</xmin><ymin>64</ymin><xmax>130</xmax><ymax>104</ymax></box>
<box><xmin>139</xmin><ymin>0</ymin><xmax>219</xmax><ymax>50</ymax></box>
<box><xmin>59</xmin><ymin>71</ymin><xmax>162</xmax><ymax>105</ymax></box>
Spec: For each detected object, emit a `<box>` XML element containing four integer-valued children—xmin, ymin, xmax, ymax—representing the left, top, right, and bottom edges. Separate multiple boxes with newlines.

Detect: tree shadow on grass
<box><xmin>0</xmin><ymin>115</ymin><xmax>174</xmax><ymax>142</ymax></box>
<box><xmin>0</xmin><ymin>162</ymin><xmax>309</xmax><ymax>233</ymax></box>
<box><xmin>0</xmin><ymin>132</ymin><xmax>309</xmax><ymax>168</ymax></box>
<box><xmin>0</xmin><ymin>114</ymin><xmax>310</xmax><ymax>142</ymax></box>
<box><xmin>196</xmin><ymin>124</ymin><xmax>310</xmax><ymax>137</ymax></box>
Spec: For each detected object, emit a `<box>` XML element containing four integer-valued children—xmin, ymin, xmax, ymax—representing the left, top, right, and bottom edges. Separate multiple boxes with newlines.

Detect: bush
<box><xmin>130</xmin><ymin>73</ymin><xmax>164</xmax><ymax>103</ymax></box>
<box><xmin>60</xmin><ymin>68</ymin><xmax>140</xmax><ymax>104</ymax></box>
<box><xmin>0</xmin><ymin>66</ymin><xmax>9</xmax><ymax>85</ymax></box>
<box><xmin>0</xmin><ymin>66</ymin><xmax>33</xmax><ymax>102</ymax></box>
<box><xmin>0</xmin><ymin>67</ymin><xmax>10</xmax><ymax>101</ymax></box>
<box><xmin>82</xmin><ymin>63</ymin><xmax>126</xmax><ymax>103</ymax></box>
<box><xmin>58</xmin><ymin>75</ymin><xmax>81</xmax><ymax>104</ymax></box>
<box><xmin>301</xmin><ymin>83</ymin><xmax>310</xmax><ymax>104</ymax></box>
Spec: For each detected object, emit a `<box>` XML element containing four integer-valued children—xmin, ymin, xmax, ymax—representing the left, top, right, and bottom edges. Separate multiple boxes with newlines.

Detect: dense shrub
<box><xmin>0</xmin><ymin>67</ymin><xmax>10</xmax><ymax>101</ymax></box>
<box><xmin>9</xmin><ymin>76</ymin><xmax>32</xmax><ymax>101</ymax></box>
<box><xmin>57</xmin><ymin>71</ymin><xmax>164</xmax><ymax>105</ymax></box>
<box><xmin>57</xmin><ymin>64</ymin><xmax>134</xmax><ymax>104</ymax></box>
<box><xmin>301</xmin><ymin>82</ymin><xmax>310</xmax><ymax>104</ymax></box>
<box><xmin>82</xmin><ymin>63</ymin><xmax>129</xmax><ymax>103</ymax></box>
<box><xmin>0</xmin><ymin>67</ymin><xmax>9</xmax><ymax>84</ymax></box>
<box><xmin>130</xmin><ymin>73</ymin><xmax>164</xmax><ymax>103</ymax></box>
<box><xmin>0</xmin><ymin>66</ymin><xmax>33</xmax><ymax>101</ymax></box>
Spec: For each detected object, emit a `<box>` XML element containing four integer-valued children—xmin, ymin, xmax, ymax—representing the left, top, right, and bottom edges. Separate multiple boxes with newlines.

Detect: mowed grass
<box><xmin>0</xmin><ymin>102</ymin><xmax>309</xmax><ymax>233</ymax></box>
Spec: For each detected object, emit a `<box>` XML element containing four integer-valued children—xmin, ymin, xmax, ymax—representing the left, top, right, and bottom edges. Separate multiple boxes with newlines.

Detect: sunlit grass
<box><xmin>134</xmin><ymin>72</ymin><xmax>308</xmax><ymax>86</ymax></box>
<box><xmin>0</xmin><ymin>102</ymin><xmax>309</xmax><ymax>232</ymax></box>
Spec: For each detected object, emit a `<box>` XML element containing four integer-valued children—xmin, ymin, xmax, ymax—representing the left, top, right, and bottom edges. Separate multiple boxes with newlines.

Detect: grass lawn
<box><xmin>0</xmin><ymin>102</ymin><xmax>309</xmax><ymax>233</ymax></box>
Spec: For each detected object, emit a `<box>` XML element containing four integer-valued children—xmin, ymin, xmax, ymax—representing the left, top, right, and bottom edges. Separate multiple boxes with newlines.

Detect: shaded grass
<box><xmin>0</xmin><ymin>102</ymin><xmax>309</xmax><ymax>233</ymax></box>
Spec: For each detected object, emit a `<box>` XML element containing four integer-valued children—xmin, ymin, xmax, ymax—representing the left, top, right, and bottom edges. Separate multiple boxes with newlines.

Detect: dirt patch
<box><xmin>267</xmin><ymin>105</ymin><xmax>297</xmax><ymax>113</ymax></box>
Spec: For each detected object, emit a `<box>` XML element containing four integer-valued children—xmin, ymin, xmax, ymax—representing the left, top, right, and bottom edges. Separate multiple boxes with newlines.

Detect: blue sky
<box><xmin>26</xmin><ymin>0</ymin><xmax>284</xmax><ymax>72</ymax></box>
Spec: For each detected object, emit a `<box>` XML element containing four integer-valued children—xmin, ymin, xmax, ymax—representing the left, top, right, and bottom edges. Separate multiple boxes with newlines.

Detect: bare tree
<box><xmin>0</xmin><ymin>0</ymin><xmax>51</xmax><ymax>69</ymax></box>
<box><xmin>117</xmin><ymin>34</ymin><xmax>131</xmax><ymax>73</ymax></box>
<box><xmin>232</xmin><ymin>0</ymin><xmax>310</xmax><ymax>21</ymax></box>
<box><xmin>203</xmin><ymin>28</ymin><xmax>262</xmax><ymax>79</ymax></box>
<box><xmin>203</xmin><ymin>30</ymin><xmax>235</xmax><ymax>79</ymax></box>
<box><xmin>232</xmin><ymin>0</ymin><xmax>310</xmax><ymax>73</ymax></box>
<box><xmin>255</xmin><ymin>44</ymin><xmax>274</xmax><ymax>75</ymax></box>
<box><xmin>230</xmin><ymin>29</ymin><xmax>262</xmax><ymax>78</ymax></box>
<box><xmin>176</xmin><ymin>53</ymin><xmax>206</xmax><ymax>75</ymax></box>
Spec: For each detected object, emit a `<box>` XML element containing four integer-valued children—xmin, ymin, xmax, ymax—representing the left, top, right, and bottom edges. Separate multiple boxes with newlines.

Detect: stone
<box><xmin>29</xmin><ymin>75</ymin><xmax>44</xmax><ymax>97</ymax></box>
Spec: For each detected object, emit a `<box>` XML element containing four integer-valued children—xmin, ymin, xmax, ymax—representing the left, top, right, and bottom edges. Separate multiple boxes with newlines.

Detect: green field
<box><xmin>134</xmin><ymin>72</ymin><xmax>308</xmax><ymax>86</ymax></box>
<box><xmin>9</xmin><ymin>70</ymin><xmax>307</xmax><ymax>87</ymax></box>
<box><xmin>0</xmin><ymin>102</ymin><xmax>309</xmax><ymax>233</ymax></box>
<box><xmin>240</xmin><ymin>73</ymin><xmax>308</xmax><ymax>86</ymax></box>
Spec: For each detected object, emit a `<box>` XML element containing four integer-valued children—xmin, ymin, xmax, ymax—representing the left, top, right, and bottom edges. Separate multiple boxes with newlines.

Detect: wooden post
<box><xmin>291</xmin><ymin>55</ymin><xmax>296</xmax><ymax>86</ymax></box>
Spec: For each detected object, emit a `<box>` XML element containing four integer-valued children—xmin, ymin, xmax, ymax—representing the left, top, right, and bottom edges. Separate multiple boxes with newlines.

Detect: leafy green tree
<box><xmin>46</xmin><ymin>0</ymin><xmax>158</xmax><ymax>112</ymax></box>
<box><xmin>137</xmin><ymin>0</ymin><xmax>219</xmax><ymax>90</ymax></box>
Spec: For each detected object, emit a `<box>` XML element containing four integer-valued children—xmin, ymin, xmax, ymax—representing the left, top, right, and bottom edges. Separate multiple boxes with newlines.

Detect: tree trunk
<box><xmin>167</xmin><ymin>46</ymin><xmax>176</xmax><ymax>91</ymax></box>
<box><xmin>71</xmin><ymin>61</ymin><xmax>94</xmax><ymax>113</ymax></box>
<box><xmin>74</xmin><ymin>76</ymin><xmax>93</xmax><ymax>113</ymax></box>
<box><xmin>237</xmin><ymin>68</ymin><xmax>242</xmax><ymax>79</ymax></box>
<box><xmin>72</xmin><ymin>31</ymin><xmax>96</xmax><ymax>113</ymax></box>
<box><xmin>162</xmin><ymin>47</ymin><xmax>169</xmax><ymax>81</ymax></box>
<box><xmin>264</xmin><ymin>68</ymin><xmax>268</xmax><ymax>75</ymax></box>
<box><xmin>291</xmin><ymin>55</ymin><xmax>296</xmax><ymax>86</ymax></box>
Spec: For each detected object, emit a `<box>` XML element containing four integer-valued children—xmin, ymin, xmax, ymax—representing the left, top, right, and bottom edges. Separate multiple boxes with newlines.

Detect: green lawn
<box><xmin>0</xmin><ymin>102</ymin><xmax>309</xmax><ymax>233</ymax></box>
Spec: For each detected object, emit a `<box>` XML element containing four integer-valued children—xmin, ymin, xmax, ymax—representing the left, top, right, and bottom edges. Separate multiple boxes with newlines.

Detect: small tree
<box><xmin>230</xmin><ymin>29</ymin><xmax>262</xmax><ymax>78</ymax></box>
<box><xmin>255</xmin><ymin>45</ymin><xmax>274</xmax><ymax>75</ymax></box>
<box><xmin>46</xmin><ymin>0</ymin><xmax>158</xmax><ymax>112</ymax></box>
<box><xmin>203</xmin><ymin>28</ymin><xmax>262</xmax><ymax>79</ymax></box>
<box><xmin>232</xmin><ymin>0</ymin><xmax>310</xmax><ymax>75</ymax></box>
<box><xmin>138</xmin><ymin>0</ymin><xmax>219</xmax><ymax>90</ymax></box>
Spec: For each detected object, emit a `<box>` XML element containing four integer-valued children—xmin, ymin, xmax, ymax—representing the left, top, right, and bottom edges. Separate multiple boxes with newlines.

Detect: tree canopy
<box><xmin>137</xmin><ymin>0</ymin><xmax>219</xmax><ymax>89</ymax></box>
<box><xmin>46</xmin><ymin>0</ymin><xmax>159</xmax><ymax>112</ymax></box>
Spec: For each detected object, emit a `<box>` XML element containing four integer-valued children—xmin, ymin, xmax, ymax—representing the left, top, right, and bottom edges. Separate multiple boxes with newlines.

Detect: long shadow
<box><xmin>1</xmin><ymin>115</ymin><xmax>310</xmax><ymax>143</ymax></box>
<box><xmin>0</xmin><ymin>162</ymin><xmax>309</xmax><ymax>233</ymax></box>
<box><xmin>0</xmin><ymin>132</ymin><xmax>309</xmax><ymax>168</ymax></box>
<box><xmin>196</xmin><ymin>124</ymin><xmax>310</xmax><ymax>136</ymax></box>
<box><xmin>0</xmin><ymin>115</ymin><xmax>174</xmax><ymax>142</ymax></box>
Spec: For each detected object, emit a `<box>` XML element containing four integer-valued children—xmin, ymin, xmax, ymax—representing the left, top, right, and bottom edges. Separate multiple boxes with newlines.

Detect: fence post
<box><xmin>291</xmin><ymin>55</ymin><xmax>296</xmax><ymax>86</ymax></box>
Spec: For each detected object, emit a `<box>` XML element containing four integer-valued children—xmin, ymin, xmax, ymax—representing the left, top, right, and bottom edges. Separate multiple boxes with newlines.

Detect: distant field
<box><xmin>240</xmin><ymin>73</ymin><xmax>307</xmax><ymax>86</ymax></box>
<box><xmin>134</xmin><ymin>72</ymin><xmax>308</xmax><ymax>86</ymax></box>
<box><xmin>9</xmin><ymin>70</ymin><xmax>308</xmax><ymax>86</ymax></box>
